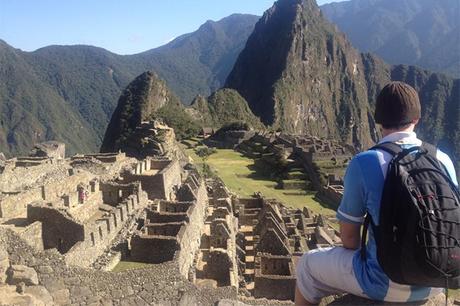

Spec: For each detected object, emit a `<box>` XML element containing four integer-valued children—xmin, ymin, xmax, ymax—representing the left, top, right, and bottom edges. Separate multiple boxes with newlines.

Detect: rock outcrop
<box><xmin>29</xmin><ymin>141</ymin><xmax>66</xmax><ymax>159</ymax></box>
<box><xmin>226</xmin><ymin>0</ymin><xmax>377</xmax><ymax>150</ymax></box>
<box><xmin>100</xmin><ymin>71</ymin><xmax>182</xmax><ymax>154</ymax></box>
<box><xmin>190</xmin><ymin>89</ymin><xmax>264</xmax><ymax>129</ymax></box>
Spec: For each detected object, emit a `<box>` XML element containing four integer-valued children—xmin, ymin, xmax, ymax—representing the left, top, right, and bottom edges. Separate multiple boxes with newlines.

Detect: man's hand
<box><xmin>340</xmin><ymin>221</ymin><xmax>361</xmax><ymax>250</ymax></box>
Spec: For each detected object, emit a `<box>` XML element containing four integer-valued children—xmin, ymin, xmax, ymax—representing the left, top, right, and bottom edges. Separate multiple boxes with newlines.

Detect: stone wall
<box><xmin>100</xmin><ymin>182</ymin><xmax>138</xmax><ymax>206</ymax></box>
<box><xmin>0</xmin><ymin>228</ymin><xmax>241</xmax><ymax>306</ymax></box>
<box><xmin>254</xmin><ymin>254</ymin><xmax>296</xmax><ymax>301</ymax></box>
<box><xmin>123</xmin><ymin>159</ymin><xmax>181</xmax><ymax>201</ymax></box>
<box><xmin>146</xmin><ymin>222</ymin><xmax>184</xmax><ymax>236</ymax></box>
<box><xmin>206</xmin><ymin>249</ymin><xmax>233</xmax><ymax>286</ymax></box>
<box><xmin>130</xmin><ymin>235</ymin><xmax>180</xmax><ymax>263</ymax></box>
<box><xmin>27</xmin><ymin>205</ymin><xmax>84</xmax><ymax>253</ymax></box>
<box><xmin>65</xmin><ymin>192</ymin><xmax>148</xmax><ymax>267</ymax></box>
<box><xmin>18</xmin><ymin>221</ymin><xmax>44</xmax><ymax>252</ymax></box>
<box><xmin>0</xmin><ymin>170</ymin><xmax>96</xmax><ymax>219</ymax></box>
<box><xmin>0</xmin><ymin>189</ymin><xmax>42</xmax><ymax>218</ymax></box>
<box><xmin>148</xmin><ymin>211</ymin><xmax>189</xmax><ymax>223</ymax></box>
<box><xmin>29</xmin><ymin>141</ymin><xmax>66</xmax><ymax>160</ymax></box>
<box><xmin>316</xmin><ymin>185</ymin><xmax>344</xmax><ymax>210</ymax></box>
<box><xmin>174</xmin><ymin>181</ymin><xmax>208</xmax><ymax>277</ymax></box>
<box><xmin>79</xmin><ymin>152</ymin><xmax>126</xmax><ymax>163</ymax></box>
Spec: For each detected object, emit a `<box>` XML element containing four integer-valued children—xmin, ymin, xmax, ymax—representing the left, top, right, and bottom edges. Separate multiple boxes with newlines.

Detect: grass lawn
<box><xmin>185</xmin><ymin>147</ymin><xmax>336</xmax><ymax>217</ymax></box>
<box><xmin>450</xmin><ymin>289</ymin><xmax>460</xmax><ymax>301</ymax></box>
<box><xmin>112</xmin><ymin>261</ymin><xmax>151</xmax><ymax>272</ymax></box>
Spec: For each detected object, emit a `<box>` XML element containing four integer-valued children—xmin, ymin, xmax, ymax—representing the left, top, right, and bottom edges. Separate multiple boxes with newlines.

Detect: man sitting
<box><xmin>295</xmin><ymin>82</ymin><xmax>458</xmax><ymax>305</ymax></box>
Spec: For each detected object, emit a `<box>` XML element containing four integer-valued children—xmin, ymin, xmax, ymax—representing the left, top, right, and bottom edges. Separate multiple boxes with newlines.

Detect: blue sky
<box><xmin>0</xmin><ymin>0</ymin><xmax>345</xmax><ymax>55</ymax></box>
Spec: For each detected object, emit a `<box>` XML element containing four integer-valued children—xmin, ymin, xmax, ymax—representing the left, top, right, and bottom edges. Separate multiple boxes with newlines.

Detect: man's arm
<box><xmin>336</xmin><ymin>156</ymin><xmax>366</xmax><ymax>247</ymax></box>
<box><xmin>340</xmin><ymin>221</ymin><xmax>361</xmax><ymax>250</ymax></box>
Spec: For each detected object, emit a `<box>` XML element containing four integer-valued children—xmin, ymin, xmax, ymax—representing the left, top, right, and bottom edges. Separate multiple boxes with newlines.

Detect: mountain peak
<box><xmin>226</xmin><ymin>0</ymin><xmax>375</xmax><ymax>149</ymax></box>
<box><xmin>100</xmin><ymin>71</ymin><xmax>181</xmax><ymax>153</ymax></box>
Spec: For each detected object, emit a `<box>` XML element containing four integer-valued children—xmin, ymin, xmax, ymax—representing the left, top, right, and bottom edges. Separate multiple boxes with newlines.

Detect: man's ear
<box><xmin>412</xmin><ymin>119</ymin><xmax>420</xmax><ymax>125</ymax></box>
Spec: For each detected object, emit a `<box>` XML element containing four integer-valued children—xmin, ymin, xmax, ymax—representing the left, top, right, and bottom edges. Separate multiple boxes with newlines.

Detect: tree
<box><xmin>195</xmin><ymin>146</ymin><xmax>217</xmax><ymax>176</ymax></box>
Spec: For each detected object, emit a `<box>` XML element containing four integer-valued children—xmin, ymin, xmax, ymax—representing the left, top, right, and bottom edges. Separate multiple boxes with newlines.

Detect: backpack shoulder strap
<box><xmin>421</xmin><ymin>142</ymin><xmax>437</xmax><ymax>157</ymax></box>
<box><xmin>371</xmin><ymin>142</ymin><xmax>403</xmax><ymax>156</ymax></box>
<box><xmin>421</xmin><ymin>142</ymin><xmax>451</xmax><ymax>177</ymax></box>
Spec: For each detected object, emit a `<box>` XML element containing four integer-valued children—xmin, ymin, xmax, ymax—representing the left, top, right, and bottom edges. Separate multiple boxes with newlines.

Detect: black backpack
<box><xmin>360</xmin><ymin>142</ymin><xmax>460</xmax><ymax>289</ymax></box>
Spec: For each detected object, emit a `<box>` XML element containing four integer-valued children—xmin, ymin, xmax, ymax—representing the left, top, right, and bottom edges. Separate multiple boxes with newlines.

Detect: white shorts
<box><xmin>296</xmin><ymin>247</ymin><xmax>367</xmax><ymax>303</ymax></box>
<box><xmin>296</xmin><ymin>247</ymin><xmax>444</xmax><ymax>303</ymax></box>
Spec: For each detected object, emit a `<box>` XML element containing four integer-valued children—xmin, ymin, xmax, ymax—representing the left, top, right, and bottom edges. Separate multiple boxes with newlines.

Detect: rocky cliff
<box><xmin>226</xmin><ymin>0</ymin><xmax>377</xmax><ymax>150</ymax></box>
<box><xmin>100</xmin><ymin>71</ymin><xmax>182</xmax><ymax>153</ymax></box>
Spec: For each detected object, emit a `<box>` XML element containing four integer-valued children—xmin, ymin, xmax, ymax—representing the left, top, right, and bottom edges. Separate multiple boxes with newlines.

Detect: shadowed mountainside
<box><xmin>226</xmin><ymin>0</ymin><xmax>379</xmax><ymax>150</ymax></box>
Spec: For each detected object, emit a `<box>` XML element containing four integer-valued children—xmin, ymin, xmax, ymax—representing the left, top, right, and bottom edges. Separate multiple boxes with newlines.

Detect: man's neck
<box><xmin>381</xmin><ymin>125</ymin><xmax>415</xmax><ymax>138</ymax></box>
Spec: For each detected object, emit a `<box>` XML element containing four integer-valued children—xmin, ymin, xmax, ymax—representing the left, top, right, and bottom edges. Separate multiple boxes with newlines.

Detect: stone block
<box><xmin>0</xmin><ymin>248</ymin><xmax>8</xmax><ymax>284</ymax></box>
<box><xmin>41</xmin><ymin>278</ymin><xmax>65</xmax><ymax>292</ymax></box>
<box><xmin>36</xmin><ymin>265</ymin><xmax>53</xmax><ymax>274</ymax></box>
<box><xmin>51</xmin><ymin>288</ymin><xmax>70</xmax><ymax>305</ymax></box>
<box><xmin>70</xmin><ymin>285</ymin><xmax>92</xmax><ymax>301</ymax></box>
<box><xmin>7</xmin><ymin>265</ymin><xmax>39</xmax><ymax>286</ymax></box>
<box><xmin>24</xmin><ymin>285</ymin><xmax>53</xmax><ymax>305</ymax></box>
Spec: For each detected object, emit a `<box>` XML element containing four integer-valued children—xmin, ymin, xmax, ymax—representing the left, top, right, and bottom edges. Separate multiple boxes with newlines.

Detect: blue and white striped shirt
<box><xmin>336</xmin><ymin>132</ymin><xmax>458</xmax><ymax>302</ymax></box>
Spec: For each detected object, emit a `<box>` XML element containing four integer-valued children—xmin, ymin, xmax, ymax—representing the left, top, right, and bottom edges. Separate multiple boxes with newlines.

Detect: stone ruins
<box><xmin>235</xmin><ymin>131</ymin><xmax>353</xmax><ymax>208</ymax></box>
<box><xmin>0</xmin><ymin>122</ymin><xmax>452</xmax><ymax>305</ymax></box>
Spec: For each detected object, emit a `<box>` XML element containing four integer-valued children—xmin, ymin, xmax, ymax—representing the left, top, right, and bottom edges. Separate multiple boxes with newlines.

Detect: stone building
<box><xmin>236</xmin><ymin>132</ymin><xmax>352</xmax><ymax>207</ymax></box>
<box><xmin>27</xmin><ymin>179</ymin><xmax>149</xmax><ymax>267</ymax></box>
<box><xmin>121</xmin><ymin>158</ymin><xmax>182</xmax><ymax>201</ymax></box>
<box><xmin>194</xmin><ymin>179</ymin><xmax>239</xmax><ymax>289</ymax></box>
<box><xmin>130</xmin><ymin>170</ymin><xmax>208</xmax><ymax>278</ymax></box>
<box><xmin>234</xmin><ymin>196</ymin><xmax>340</xmax><ymax>301</ymax></box>
<box><xmin>0</xmin><ymin>140</ymin><xmax>188</xmax><ymax>269</ymax></box>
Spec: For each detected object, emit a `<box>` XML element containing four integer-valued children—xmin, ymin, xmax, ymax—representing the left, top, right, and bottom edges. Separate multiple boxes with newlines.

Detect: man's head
<box><xmin>375</xmin><ymin>81</ymin><xmax>421</xmax><ymax>132</ymax></box>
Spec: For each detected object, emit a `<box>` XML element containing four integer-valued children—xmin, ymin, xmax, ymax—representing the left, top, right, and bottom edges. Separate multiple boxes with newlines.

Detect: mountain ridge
<box><xmin>320</xmin><ymin>0</ymin><xmax>460</xmax><ymax>77</ymax></box>
<box><xmin>0</xmin><ymin>14</ymin><xmax>259</xmax><ymax>156</ymax></box>
<box><xmin>226</xmin><ymin>0</ymin><xmax>377</xmax><ymax>150</ymax></box>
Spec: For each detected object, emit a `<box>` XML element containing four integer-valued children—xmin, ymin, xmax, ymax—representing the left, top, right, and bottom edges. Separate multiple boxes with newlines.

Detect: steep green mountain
<box><xmin>320</xmin><ymin>0</ymin><xmax>460</xmax><ymax>77</ymax></box>
<box><xmin>226</xmin><ymin>0</ymin><xmax>460</xmax><ymax>175</ymax></box>
<box><xmin>102</xmin><ymin>72</ymin><xmax>263</xmax><ymax>153</ymax></box>
<box><xmin>226</xmin><ymin>0</ymin><xmax>377</xmax><ymax>150</ymax></box>
<box><xmin>100</xmin><ymin>71</ymin><xmax>184</xmax><ymax>153</ymax></box>
<box><xmin>0</xmin><ymin>14</ymin><xmax>259</xmax><ymax>156</ymax></box>
<box><xmin>0</xmin><ymin>41</ymin><xmax>98</xmax><ymax>156</ymax></box>
<box><xmin>190</xmin><ymin>89</ymin><xmax>264</xmax><ymax>129</ymax></box>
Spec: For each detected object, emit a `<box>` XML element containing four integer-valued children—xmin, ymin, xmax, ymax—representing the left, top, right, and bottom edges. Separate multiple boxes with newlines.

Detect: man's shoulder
<box><xmin>436</xmin><ymin>148</ymin><xmax>454</xmax><ymax>165</ymax></box>
<box><xmin>434</xmin><ymin>148</ymin><xmax>458</xmax><ymax>186</ymax></box>
<box><xmin>352</xmin><ymin>149</ymin><xmax>381</xmax><ymax>164</ymax></box>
